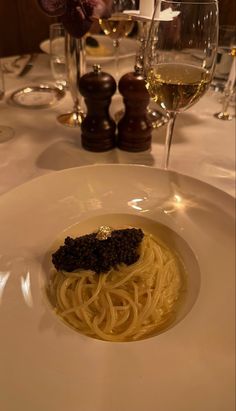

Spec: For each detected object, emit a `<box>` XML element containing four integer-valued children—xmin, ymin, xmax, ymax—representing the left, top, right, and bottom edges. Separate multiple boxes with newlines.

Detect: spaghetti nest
<box><xmin>48</xmin><ymin>234</ymin><xmax>185</xmax><ymax>341</ymax></box>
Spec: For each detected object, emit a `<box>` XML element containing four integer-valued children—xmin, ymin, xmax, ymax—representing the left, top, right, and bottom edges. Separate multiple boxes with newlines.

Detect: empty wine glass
<box><xmin>0</xmin><ymin>60</ymin><xmax>14</xmax><ymax>143</ymax></box>
<box><xmin>99</xmin><ymin>0</ymin><xmax>137</xmax><ymax>82</ymax></box>
<box><xmin>144</xmin><ymin>0</ymin><xmax>218</xmax><ymax>169</ymax></box>
<box><xmin>57</xmin><ymin>32</ymin><xmax>85</xmax><ymax>127</ymax></box>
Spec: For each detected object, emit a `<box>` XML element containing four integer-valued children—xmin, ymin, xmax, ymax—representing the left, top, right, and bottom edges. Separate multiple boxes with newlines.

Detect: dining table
<box><xmin>0</xmin><ymin>50</ymin><xmax>235</xmax><ymax>197</ymax></box>
<box><xmin>0</xmin><ymin>44</ymin><xmax>235</xmax><ymax>411</ymax></box>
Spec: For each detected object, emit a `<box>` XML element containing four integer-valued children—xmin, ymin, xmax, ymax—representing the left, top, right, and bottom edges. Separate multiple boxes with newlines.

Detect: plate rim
<box><xmin>40</xmin><ymin>34</ymin><xmax>137</xmax><ymax>61</ymax></box>
<box><xmin>0</xmin><ymin>164</ymin><xmax>235</xmax><ymax>205</ymax></box>
<box><xmin>9</xmin><ymin>84</ymin><xmax>65</xmax><ymax>109</ymax></box>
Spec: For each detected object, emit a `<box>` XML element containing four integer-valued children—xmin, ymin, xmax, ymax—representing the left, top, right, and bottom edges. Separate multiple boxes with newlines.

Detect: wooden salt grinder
<box><xmin>78</xmin><ymin>64</ymin><xmax>116</xmax><ymax>152</ymax></box>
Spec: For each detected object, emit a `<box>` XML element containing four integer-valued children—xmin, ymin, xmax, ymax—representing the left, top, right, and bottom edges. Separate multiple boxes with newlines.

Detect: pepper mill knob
<box><xmin>78</xmin><ymin>65</ymin><xmax>116</xmax><ymax>152</ymax></box>
<box><xmin>117</xmin><ymin>65</ymin><xmax>152</xmax><ymax>152</ymax></box>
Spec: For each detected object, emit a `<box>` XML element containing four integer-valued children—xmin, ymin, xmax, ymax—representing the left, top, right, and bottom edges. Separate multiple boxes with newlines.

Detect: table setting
<box><xmin>0</xmin><ymin>1</ymin><xmax>235</xmax><ymax>410</ymax></box>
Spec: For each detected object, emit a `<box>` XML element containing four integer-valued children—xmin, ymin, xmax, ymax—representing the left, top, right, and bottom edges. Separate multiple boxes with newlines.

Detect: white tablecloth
<box><xmin>0</xmin><ymin>53</ymin><xmax>235</xmax><ymax>197</ymax></box>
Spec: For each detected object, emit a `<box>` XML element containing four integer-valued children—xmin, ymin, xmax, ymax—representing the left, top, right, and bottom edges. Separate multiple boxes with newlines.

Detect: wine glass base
<box><xmin>0</xmin><ymin>126</ymin><xmax>14</xmax><ymax>143</ymax></box>
<box><xmin>214</xmin><ymin>112</ymin><xmax>233</xmax><ymax>121</ymax></box>
<box><xmin>57</xmin><ymin>111</ymin><xmax>85</xmax><ymax>127</ymax></box>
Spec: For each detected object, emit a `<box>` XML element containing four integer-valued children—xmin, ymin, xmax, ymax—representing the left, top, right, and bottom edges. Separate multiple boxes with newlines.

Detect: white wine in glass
<box><xmin>99</xmin><ymin>15</ymin><xmax>134</xmax><ymax>40</ymax></box>
<box><xmin>145</xmin><ymin>0</ymin><xmax>219</xmax><ymax>169</ymax></box>
<box><xmin>99</xmin><ymin>0</ymin><xmax>137</xmax><ymax>82</ymax></box>
<box><xmin>147</xmin><ymin>63</ymin><xmax>212</xmax><ymax>112</ymax></box>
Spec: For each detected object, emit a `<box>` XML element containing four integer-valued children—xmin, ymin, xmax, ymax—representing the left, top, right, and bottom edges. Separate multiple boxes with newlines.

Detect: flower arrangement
<box><xmin>37</xmin><ymin>0</ymin><xmax>112</xmax><ymax>37</ymax></box>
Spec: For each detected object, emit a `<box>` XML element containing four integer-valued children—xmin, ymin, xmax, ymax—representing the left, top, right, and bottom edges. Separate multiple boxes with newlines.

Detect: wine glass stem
<box><xmin>113</xmin><ymin>39</ymin><xmax>120</xmax><ymax>84</ymax></box>
<box><xmin>163</xmin><ymin>112</ymin><xmax>177</xmax><ymax>170</ymax></box>
<box><xmin>65</xmin><ymin>32</ymin><xmax>83</xmax><ymax>111</ymax></box>
<box><xmin>221</xmin><ymin>87</ymin><xmax>231</xmax><ymax>114</ymax></box>
<box><xmin>73</xmin><ymin>99</ymin><xmax>80</xmax><ymax>115</ymax></box>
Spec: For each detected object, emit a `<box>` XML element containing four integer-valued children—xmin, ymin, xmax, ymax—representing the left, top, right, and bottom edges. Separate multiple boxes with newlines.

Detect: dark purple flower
<box><xmin>37</xmin><ymin>0</ymin><xmax>67</xmax><ymax>16</ymax></box>
<box><xmin>37</xmin><ymin>0</ymin><xmax>112</xmax><ymax>37</ymax></box>
<box><xmin>61</xmin><ymin>0</ymin><xmax>93</xmax><ymax>38</ymax></box>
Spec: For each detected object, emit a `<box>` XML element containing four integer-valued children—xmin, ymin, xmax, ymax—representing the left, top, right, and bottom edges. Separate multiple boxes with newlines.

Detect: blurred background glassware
<box><xmin>57</xmin><ymin>32</ymin><xmax>85</xmax><ymax>127</ymax></box>
<box><xmin>50</xmin><ymin>22</ymin><xmax>67</xmax><ymax>89</ymax></box>
<box><xmin>144</xmin><ymin>0</ymin><xmax>218</xmax><ymax>169</ymax></box>
<box><xmin>99</xmin><ymin>0</ymin><xmax>138</xmax><ymax>83</ymax></box>
<box><xmin>213</xmin><ymin>25</ymin><xmax>236</xmax><ymax>88</ymax></box>
<box><xmin>214</xmin><ymin>58</ymin><xmax>235</xmax><ymax>120</ymax></box>
<box><xmin>211</xmin><ymin>25</ymin><xmax>236</xmax><ymax>119</ymax></box>
<box><xmin>0</xmin><ymin>60</ymin><xmax>14</xmax><ymax>143</ymax></box>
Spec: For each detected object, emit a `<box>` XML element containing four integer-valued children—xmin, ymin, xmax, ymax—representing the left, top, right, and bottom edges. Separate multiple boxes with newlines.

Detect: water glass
<box><xmin>214</xmin><ymin>26</ymin><xmax>236</xmax><ymax>81</ymax></box>
<box><xmin>0</xmin><ymin>60</ymin><xmax>14</xmax><ymax>143</ymax></box>
<box><xmin>50</xmin><ymin>23</ymin><xmax>67</xmax><ymax>89</ymax></box>
<box><xmin>0</xmin><ymin>60</ymin><xmax>4</xmax><ymax>100</ymax></box>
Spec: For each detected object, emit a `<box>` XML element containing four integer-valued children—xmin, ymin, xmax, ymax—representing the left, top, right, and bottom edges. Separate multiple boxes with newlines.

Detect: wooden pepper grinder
<box><xmin>78</xmin><ymin>64</ymin><xmax>116</xmax><ymax>152</ymax></box>
<box><xmin>117</xmin><ymin>65</ymin><xmax>152</xmax><ymax>152</ymax></box>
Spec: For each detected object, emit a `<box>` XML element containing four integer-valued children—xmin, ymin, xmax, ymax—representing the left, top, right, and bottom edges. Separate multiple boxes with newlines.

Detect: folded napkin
<box><xmin>2</xmin><ymin>55</ymin><xmax>32</xmax><ymax>76</ymax></box>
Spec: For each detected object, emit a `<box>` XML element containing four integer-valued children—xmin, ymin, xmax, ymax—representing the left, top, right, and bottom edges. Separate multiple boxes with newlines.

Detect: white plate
<box><xmin>40</xmin><ymin>36</ymin><xmax>64</xmax><ymax>54</ymax></box>
<box><xmin>0</xmin><ymin>165</ymin><xmax>234</xmax><ymax>411</ymax></box>
<box><xmin>40</xmin><ymin>34</ymin><xmax>137</xmax><ymax>62</ymax></box>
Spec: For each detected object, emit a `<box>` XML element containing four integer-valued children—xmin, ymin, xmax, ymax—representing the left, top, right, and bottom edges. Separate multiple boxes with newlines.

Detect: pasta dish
<box><xmin>47</xmin><ymin>227</ymin><xmax>186</xmax><ymax>342</ymax></box>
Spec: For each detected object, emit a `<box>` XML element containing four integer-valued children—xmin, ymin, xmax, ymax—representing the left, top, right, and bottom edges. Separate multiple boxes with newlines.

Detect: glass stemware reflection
<box><xmin>144</xmin><ymin>0</ymin><xmax>219</xmax><ymax>169</ymax></box>
<box><xmin>57</xmin><ymin>32</ymin><xmax>85</xmax><ymax>127</ymax></box>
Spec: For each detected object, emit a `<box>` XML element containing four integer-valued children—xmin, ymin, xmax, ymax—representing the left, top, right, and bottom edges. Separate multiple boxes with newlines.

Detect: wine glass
<box><xmin>144</xmin><ymin>0</ymin><xmax>219</xmax><ymax>169</ymax></box>
<box><xmin>214</xmin><ymin>26</ymin><xmax>236</xmax><ymax>121</ymax></box>
<box><xmin>0</xmin><ymin>60</ymin><xmax>14</xmax><ymax>143</ymax></box>
<box><xmin>213</xmin><ymin>26</ymin><xmax>236</xmax><ymax>88</ymax></box>
<box><xmin>57</xmin><ymin>31</ymin><xmax>85</xmax><ymax>127</ymax></box>
<box><xmin>50</xmin><ymin>22</ymin><xmax>67</xmax><ymax>89</ymax></box>
<box><xmin>99</xmin><ymin>0</ymin><xmax>137</xmax><ymax>82</ymax></box>
<box><xmin>214</xmin><ymin>58</ymin><xmax>235</xmax><ymax>121</ymax></box>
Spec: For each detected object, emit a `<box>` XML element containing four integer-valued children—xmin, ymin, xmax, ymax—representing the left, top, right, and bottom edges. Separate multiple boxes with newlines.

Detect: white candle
<box><xmin>140</xmin><ymin>0</ymin><xmax>155</xmax><ymax>18</ymax></box>
<box><xmin>226</xmin><ymin>57</ymin><xmax>236</xmax><ymax>91</ymax></box>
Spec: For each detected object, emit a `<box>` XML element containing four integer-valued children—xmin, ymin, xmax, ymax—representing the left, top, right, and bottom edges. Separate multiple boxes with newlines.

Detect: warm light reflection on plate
<box><xmin>128</xmin><ymin>197</ymin><xmax>149</xmax><ymax>211</ymax></box>
<box><xmin>128</xmin><ymin>190</ymin><xmax>198</xmax><ymax>215</ymax></box>
<box><xmin>20</xmin><ymin>271</ymin><xmax>33</xmax><ymax>308</ymax></box>
<box><xmin>0</xmin><ymin>271</ymin><xmax>10</xmax><ymax>304</ymax></box>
